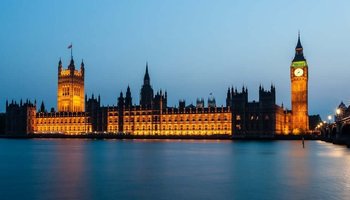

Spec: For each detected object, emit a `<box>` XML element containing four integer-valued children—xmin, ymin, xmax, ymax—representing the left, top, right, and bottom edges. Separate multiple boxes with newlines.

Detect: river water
<box><xmin>0</xmin><ymin>139</ymin><xmax>349</xmax><ymax>200</ymax></box>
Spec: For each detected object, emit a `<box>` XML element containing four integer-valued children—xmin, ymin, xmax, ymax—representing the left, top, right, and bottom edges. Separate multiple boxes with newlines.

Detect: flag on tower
<box><xmin>68</xmin><ymin>44</ymin><xmax>72</xmax><ymax>49</ymax></box>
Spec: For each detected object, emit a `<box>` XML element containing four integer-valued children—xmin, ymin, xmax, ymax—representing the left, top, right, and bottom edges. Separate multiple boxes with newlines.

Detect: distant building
<box><xmin>0</xmin><ymin>113</ymin><xmax>5</xmax><ymax>134</ymax></box>
<box><xmin>5</xmin><ymin>100</ymin><xmax>36</xmax><ymax>135</ymax></box>
<box><xmin>3</xmin><ymin>35</ymin><xmax>312</xmax><ymax>136</ymax></box>
<box><xmin>335</xmin><ymin>101</ymin><xmax>350</xmax><ymax>122</ymax></box>
<box><xmin>332</xmin><ymin>102</ymin><xmax>350</xmax><ymax>134</ymax></box>
<box><xmin>309</xmin><ymin>115</ymin><xmax>322</xmax><ymax>131</ymax></box>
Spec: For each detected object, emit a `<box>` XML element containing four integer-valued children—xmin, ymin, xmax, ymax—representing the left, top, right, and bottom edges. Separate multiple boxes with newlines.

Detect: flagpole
<box><xmin>70</xmin><ymin>43</ymin><xmax>73</xmax><ymax>59</ymax></box>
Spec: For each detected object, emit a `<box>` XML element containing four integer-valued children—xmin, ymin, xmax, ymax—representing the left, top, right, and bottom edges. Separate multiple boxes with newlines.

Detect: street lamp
<box><xmin>336</xmin><ymin>108</ymin><xmax>341</xmax><ymax>115</ymax></box>
<box><xmin>328</xmin><ymin>115</ymin><xmax>332</xmax><ymax>123</ymax></box>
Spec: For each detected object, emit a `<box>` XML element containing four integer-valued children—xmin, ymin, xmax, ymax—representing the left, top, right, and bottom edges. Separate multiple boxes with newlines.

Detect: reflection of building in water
<box><xmin>2</xmin><ymin>35</ymin><xmax>314</xmax><ymax>136</ymax></box>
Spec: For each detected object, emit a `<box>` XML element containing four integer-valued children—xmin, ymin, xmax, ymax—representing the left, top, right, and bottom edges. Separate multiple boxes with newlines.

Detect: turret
<box><xmin>271</xmin><ymin>84</ymin><xmax>275</xmax><ymax>93</ymax></box>
<box><xmin>153</xmin><ymin>90</ymin><xmax>166</xmax><ymax>110</ymax></box>
<box><xmin>226</xmin><ymin>87</ymin><xmax>231</xmax><ymax>107</ymax></box>
<box><xmin>117</xmin><ymin>92</ymin><xmax>124</xmax><ymax>132</ymax></box>
<box><xmin>81</xmin><ymin>59</ymin><xmax>85</xmax><ymax>77</ymax></box>
<box><xmin>208</xmin><ymin>96</ymin><xmax>216</xmax><ymax>108</ymax></box>
<box><xmin>164</xmin><ymin>90</ymin><xmax>168</xmax><ymax>108</ymax></box>
<box><xmin>196</xmin><ymin>98</ymin><xmax>205</xmax><ymax>108</ymax></box>
<box><xmin>40</xmin><ymin>101</ymin><xmax>46</xmax><ymax>113</ymax></box>
<box><xmin>68</xmin><ymin>57</ymin><xmax>75</xmax><ymax>73</ymax></box>
<box><xmin>125</xmin><ymin>85</ymin><xmax>132</xmax><ymax>108</ymax></box>
<box><xmin>179</xmin><ymin>100</ymin><xmax>186</xmax><ymax>110</ymax></box>
<box><xmin>259</xmin><ymin>85</ymin><xmax>276</xmax><ymax>107</ymax></box>
<box><xmin>118</xmin><ymin>92</ymin><xmax>124</xmax><ymax>108</ymax></box>
<box><xmin>58</xmin><ymin>58</ymin><xmax>62</xmax><ymax>75</ymax></box>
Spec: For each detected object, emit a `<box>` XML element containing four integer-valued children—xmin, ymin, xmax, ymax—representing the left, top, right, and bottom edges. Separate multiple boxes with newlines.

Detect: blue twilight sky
<box><xmin>0</xmin><ymin>0</ymin><xmax>349</xmax><ymax>120</ymax></box>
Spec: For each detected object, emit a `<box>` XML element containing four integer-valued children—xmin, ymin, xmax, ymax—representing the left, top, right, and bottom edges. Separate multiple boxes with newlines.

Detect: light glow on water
<box><xmin>0</xmin><ymin>139</ymin><xmax>349</xmax><ymax>200</ymax></box>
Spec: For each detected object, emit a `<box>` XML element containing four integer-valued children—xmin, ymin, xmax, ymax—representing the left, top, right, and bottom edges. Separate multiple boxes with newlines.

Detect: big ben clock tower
<box><xmin>291</xmin><ymin>33</ymin><xmax>309</xmax><ymax>134</ymax></box>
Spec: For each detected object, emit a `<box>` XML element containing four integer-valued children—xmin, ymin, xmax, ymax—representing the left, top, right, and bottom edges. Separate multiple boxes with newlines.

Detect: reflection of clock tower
<box><xmin>290</xmin><ymin>33</ymin><xmax>308</xmax><ymax>134</ymax></box>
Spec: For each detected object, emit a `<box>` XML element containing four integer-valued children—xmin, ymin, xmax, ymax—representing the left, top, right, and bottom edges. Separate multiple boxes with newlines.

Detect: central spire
<box><xmin>144</xmin><ymin>62</ymin><xmax>150</xmax><ymax>85</ymax></box>
<box><xmin>296</xmin><ymin>31</ymin><xmax>303</xmax><ymax>49</ymax></box>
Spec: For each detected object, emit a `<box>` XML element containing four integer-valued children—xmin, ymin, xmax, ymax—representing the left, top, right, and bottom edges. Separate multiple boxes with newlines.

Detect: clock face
<box><xmin>294</xmin><ymin>68</ymin><xmax>304</xmax><ymax>77</ymax></box>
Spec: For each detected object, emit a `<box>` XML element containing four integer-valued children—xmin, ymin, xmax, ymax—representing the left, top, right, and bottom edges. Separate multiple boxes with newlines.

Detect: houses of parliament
<box><xmin>0</xmin><ymin>35</ymin><xmax>313</xmax><ymax>136</ymax></box>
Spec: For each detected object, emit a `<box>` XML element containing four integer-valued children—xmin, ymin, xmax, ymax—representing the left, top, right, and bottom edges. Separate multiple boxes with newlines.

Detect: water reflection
<box><xmin>0</xmin><ymin>139</ymin><xmax>349</xmax><ymax>200</ymax></box>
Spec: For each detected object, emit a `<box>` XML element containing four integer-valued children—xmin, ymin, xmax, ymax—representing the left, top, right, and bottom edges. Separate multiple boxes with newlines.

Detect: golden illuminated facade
<box><xmin>290</xmin><ymin>34</ymin><xmax>309</xmax><ymax>134</ymax></box>
<box><xmin>107</xmin><ymin>106</ymin><xmax>232</xmax><ymax>136</ymax></box>
<box><xmin>3</xmin><ymin>38</ymin><xmax>313</xmax><ymax>136</ymax></box>
<box><xmin>57</xmin><ymin>57</ymin><xmax>85</xmax><ymax>112</ymax></box>
<box><xmin>36</xmin><ymin>112</ymin><xmax>91</xmax><ymax>134</ymax></box>
<box><xmin>33</xmin><ymin>55</ymin><xmax>89</xmax><ymax>135</ymax></box>
<box><xmin>106</xmin><ymin>83</ymin><xmax>232</xmax><ymax>136</ymax></box>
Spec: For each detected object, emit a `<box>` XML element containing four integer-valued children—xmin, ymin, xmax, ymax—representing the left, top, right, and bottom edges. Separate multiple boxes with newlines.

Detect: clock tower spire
<box><xmin>293</xmin><ymin>31</ymin><xmax>305</xmax><ymax>62</ymax></box>
<box><xmin>290</xmin><ymin>32</ymin><xmax>309</xmax><ymax>134</ymax></box>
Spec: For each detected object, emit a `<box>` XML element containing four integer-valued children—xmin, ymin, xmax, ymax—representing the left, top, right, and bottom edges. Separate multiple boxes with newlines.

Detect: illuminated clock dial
<box><xmin>294</xmin><ymin>68</ymin><xmax>304</xmax><ymax>77</ymax></box>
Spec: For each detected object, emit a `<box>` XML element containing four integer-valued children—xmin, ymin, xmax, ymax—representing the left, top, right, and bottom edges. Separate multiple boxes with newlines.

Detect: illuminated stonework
<box><xmin>107</xmin><ymin>107</ymin><xmax>232</xmax><ymax>136</ymax></box>
<box><xmin>291</xmin><ymin>34</ymin><xmax>309</xmax><ymax>134</ymax></box>
<box><xmin>36</xmin><ymin>112</ymin><xmax>91</xmax><ymax>134</ymax></box>
<box><xmin>4</xmin><ymin>39</ymin><xmax>312</xmax><ymax>136</ymax></box>
<box><xmin>57</xmin><ymin>58</ymin><xmax>85</xmax><ymax>112</ymax></box>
